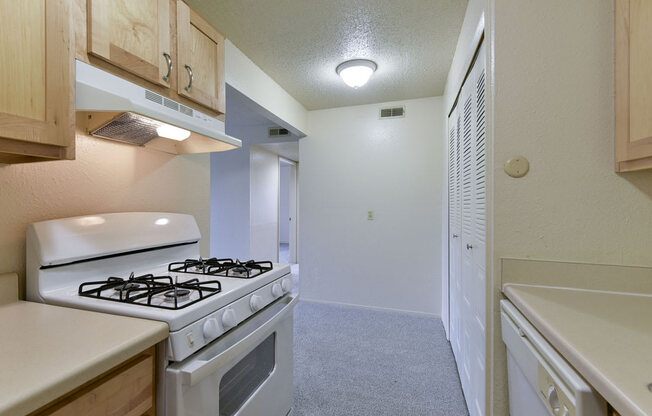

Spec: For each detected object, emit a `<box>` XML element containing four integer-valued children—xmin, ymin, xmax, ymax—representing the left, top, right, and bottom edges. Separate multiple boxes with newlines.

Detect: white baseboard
<box><xmin>298</xmin><ymin>296</ymin><xmax>441</xmax><ymax>319</ymax></box>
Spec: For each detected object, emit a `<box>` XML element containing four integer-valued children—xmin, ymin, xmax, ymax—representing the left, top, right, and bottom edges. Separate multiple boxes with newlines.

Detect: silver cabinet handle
<box><xmin>162</xmin><ymin>53</ymin><xmax>172</xmax><ymax>82</ymax></box>
<box><xmin>466</xmin><ymin>244</ymin><xmax>473</xmax><ymax>250</ymax></box>
<box><xmin>452</xmin><ymin>234</ymin><xmax>459</xmax><ymax>238</ymax></box>
<box><xmin>184</xmin><ymin>65</ymin><xmax>194</xmax><ymax>91</ymax></box>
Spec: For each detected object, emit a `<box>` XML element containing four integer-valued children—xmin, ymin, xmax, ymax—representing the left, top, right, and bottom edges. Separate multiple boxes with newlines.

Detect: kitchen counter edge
<box><xmin>502</xmin><ymin>283</ymin><xmax>652</xmax><ymax>416</ymax></box>
<box><xmin>0</xmin><ymin>301</ymin><xmax>168</xmax><ymax>416</ymax></box>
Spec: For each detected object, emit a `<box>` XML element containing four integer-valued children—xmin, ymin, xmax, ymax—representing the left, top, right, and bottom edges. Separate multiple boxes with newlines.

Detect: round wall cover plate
<box><xmin>504</xmin><ymin>156</ymin><xmax>529</xmax><ymax>178</ymax></box>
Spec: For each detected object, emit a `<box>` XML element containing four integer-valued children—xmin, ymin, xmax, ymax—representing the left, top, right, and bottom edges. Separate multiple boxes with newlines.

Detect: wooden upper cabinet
<box><xmin>176</xmin><ymin>0</ymin><xmax>226</xmax><ymax>113</ymax></box>
<box><xmin>87</xmin><ymin>0</ymin><xmax>172</xmax><ymax>88</ymax></box>
<box><xmin>0</xmin><ymin>0</ymin><xmax>75</xmax><ymax>163</ymax></box>
<box><xmin>615</xmin><ymin>0</ymin><xmax>652</xmax><ymax>171</ymax></box>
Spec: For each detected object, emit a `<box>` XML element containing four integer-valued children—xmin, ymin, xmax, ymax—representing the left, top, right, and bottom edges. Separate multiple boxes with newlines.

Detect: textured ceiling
<box><xmin>187</xmin><ymin>0</ymin><xmax>468</xmax><ymax>110</ymax></box>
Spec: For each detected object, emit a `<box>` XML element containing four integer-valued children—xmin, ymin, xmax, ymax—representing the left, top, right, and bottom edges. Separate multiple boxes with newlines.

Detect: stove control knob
<box><xmin>272</xmin><ymin>283</ymin><xmax>284</xmax><ymax>298</ymax></box>
<box><xmin>281</xmin><ymin>277</ymin><xmax>293</xmax><ymax>293</ymax></box>
<box><xmin>202</xmin><ymin>318</ymin><xmax>220</xmax><ymax>340</ymax></box>
<box><xmin>221</xmin><ymin>309</ymin><xmax>237</xmax><ymax>330</ymax></box>
<box><xmin>250</xmin><ymin>294</ymin><xmax>264</xmax><ymax>312</ymax></box>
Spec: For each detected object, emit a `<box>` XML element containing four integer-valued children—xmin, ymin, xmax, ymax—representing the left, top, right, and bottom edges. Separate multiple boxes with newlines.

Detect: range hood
<box><xmin>75</xmin><ymin>60</ymin><xmax>241</xmax><ymax>154</ymax></box>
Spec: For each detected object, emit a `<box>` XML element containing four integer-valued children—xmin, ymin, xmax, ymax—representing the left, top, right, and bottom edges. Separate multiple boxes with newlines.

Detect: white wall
<box><xmin>250</xmin><ymin>146</ymin><xmax>280</xmax><ymax>261</ymax></box>
<box><xmin>212</xmin><ymin>84</ymin><xmax>300</xmax><ymax>261</ymax></box>
<box><xmin>210</xmin><ymin>143</ymin><xmax>251</xmax><ymax>260</ymax></box>
<box><xmin>225</xmin><ymin>40</ymin><xmax>309</xmax><ymax>136</ymax></box>
<box><xmin>299</xmin><ymin>97</ymin><xmax>444</xmax><ymax>315</ymax></box>
<box><xmin>279</xmin><ymin>165</ymin><xmax>290</xmax><ymax>243</ymax></box>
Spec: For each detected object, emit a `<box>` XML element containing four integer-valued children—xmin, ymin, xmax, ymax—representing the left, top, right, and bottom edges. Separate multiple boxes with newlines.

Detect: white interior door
<box><xmin>448</xmin><ymin>40</ymin><xmax>486</xmax><ymax>416</ymax></box>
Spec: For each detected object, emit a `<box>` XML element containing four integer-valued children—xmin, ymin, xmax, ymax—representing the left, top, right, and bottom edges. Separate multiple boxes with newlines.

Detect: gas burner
<box><xmin>220</xmin><ymin>259</ymin><xmax>273</xmax><ymax>279</ymax></box>
<box><xmin>163</xmin><ymin>288</ymin><xmax>191</xmax><ymax>302</ymax></box>
<box><xmin>114</xmin><ymin>282</ymin><xmax>141</xmax><ymax>292</ymax></box>
<box><xmin>231</xmin><ymin>263</ymin><xmax>249</xmax><ymax>274</ymax></box>
<box><xmin>168</xmin><ymin>258</ymin><xmax>273</xmax><ymax>279</ymax></box>
<box><xmin>193</xmin><ymin>257</ymin><xmax>208</xmax><ymax>271</ymax></box>
<box><xmin>169</xmin><ymin>257</ymin><xmax>231</xmax><ymax>274</ymax></box>
<box><xmin>78</xmin><ymin>274</ymin><xmax>221</xmax><ymax>310</ymax></box>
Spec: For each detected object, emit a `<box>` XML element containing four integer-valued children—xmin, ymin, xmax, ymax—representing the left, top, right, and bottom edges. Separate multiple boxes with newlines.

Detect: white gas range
<box><xmin>25</xmin><ymin>212</ymin><xmax>297</xmax><ymax>416</ymax></box>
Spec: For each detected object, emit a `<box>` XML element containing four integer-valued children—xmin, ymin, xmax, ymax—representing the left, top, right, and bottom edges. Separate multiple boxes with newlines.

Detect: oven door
<box><xmin>166</xmin><ymin>294</ymin><xmax>298</xmax><ymax>416</ymax></box>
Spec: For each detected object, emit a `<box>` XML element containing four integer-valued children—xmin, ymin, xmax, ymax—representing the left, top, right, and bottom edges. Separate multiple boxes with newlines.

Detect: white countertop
<box><xmin>0</xmin><ymin>300</ymin><xmax>168</xmax><ymax>416</ymax></box>
<box><xmin>503</xmin><ymin>283</ymin><xmax>652</xmax><ymax>416</ymax></box>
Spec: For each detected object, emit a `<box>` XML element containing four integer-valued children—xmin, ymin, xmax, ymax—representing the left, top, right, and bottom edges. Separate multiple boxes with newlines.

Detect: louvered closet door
<box><xmin>448</xmin><ymin>105</ymin><xmax>462</xmax><ymax>363</ymax></box>
<box><xmin>468</xmin><ymin>41</ymin><xmax>487</xmax><ymax>416</ymax></box>
<box><xmin>460</xmin><ymin>80</ymin><xmax>474</xmax><ymax>406</ymax></box>
<box><xmin>448</xmin><ymin>40</ymin><xmax>486</xmax><ymax>416</ymax></box>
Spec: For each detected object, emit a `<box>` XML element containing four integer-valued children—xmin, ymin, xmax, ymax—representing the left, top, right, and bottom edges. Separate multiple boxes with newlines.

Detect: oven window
<box><xmin>219</xmin><ymin>333</ymin><xmax>276</xmax><ymax>416</ymax></box>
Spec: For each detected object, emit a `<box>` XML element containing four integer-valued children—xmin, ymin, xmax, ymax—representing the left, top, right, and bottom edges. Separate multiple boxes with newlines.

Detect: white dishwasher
<box><xmin>501</xmin><ymin>300</ymin><xmax>607</xmax><ymax>416</ymax></box>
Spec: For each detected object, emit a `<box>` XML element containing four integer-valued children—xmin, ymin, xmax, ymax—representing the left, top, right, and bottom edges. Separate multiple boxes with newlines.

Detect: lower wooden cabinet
<box><xmin>31</xmin><ymin>347</ymin><xmax>156</xmax><ymax>416</ymax></box>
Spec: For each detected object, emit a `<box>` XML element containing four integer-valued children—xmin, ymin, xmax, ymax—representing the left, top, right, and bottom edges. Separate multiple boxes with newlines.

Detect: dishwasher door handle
<box><xmin>180</xmin><ymin>294</ymin><xmax>299</xmax><ymax>387</ymax></box>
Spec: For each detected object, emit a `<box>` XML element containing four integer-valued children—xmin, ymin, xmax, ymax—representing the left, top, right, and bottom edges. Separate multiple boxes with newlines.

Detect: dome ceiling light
<box><xmin>336</xmin><ymin>59</ymin><xmax>377</xmax><ymax>89</ymax></box>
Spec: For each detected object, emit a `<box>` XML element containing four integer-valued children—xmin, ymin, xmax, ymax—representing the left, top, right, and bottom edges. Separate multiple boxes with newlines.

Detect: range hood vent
<box><xmin>92</xmin><ymin>112</ymin><xmax>167</xmax><ymax>146</ymax></box>
<box><xmin>75</xmin><ymin>60</ymin><xmax>241</xmax><ymax>154</ymax></box>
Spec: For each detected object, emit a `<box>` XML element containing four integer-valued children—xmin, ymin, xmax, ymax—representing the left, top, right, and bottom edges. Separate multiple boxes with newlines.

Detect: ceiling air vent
<box><xmin>269</xmin><ymin>127</ymin><xmax>290</xmax><ymax>137</ymax></box>
<box><xmin>380</xmin><ymin>106</ymin><xmax>405</xmax><ymax>119</ymax></box>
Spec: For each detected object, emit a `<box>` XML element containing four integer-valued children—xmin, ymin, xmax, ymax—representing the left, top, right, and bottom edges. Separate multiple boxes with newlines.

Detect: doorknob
<box><xmin>466</xmin><ymin>244</ymin><xmax>473</xmax><ymax>250</ymax></box>
<box><xmin>452</xmin><ymin>234</ymin><xmax>459</xmax><ymax>238</ymax></box>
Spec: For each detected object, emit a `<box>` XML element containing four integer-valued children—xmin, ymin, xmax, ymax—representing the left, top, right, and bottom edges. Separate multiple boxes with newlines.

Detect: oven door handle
<box><xmin>180</xmin><ymin>294</ymin><xmax>299</xmax><ymax>387</ymax></box>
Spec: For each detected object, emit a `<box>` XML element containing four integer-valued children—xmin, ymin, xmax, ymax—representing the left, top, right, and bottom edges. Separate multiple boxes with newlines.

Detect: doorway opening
<box><xmin>279</xmin><ymin>158</ymin><xmax>297</xmax><ymax>265</ymax></box>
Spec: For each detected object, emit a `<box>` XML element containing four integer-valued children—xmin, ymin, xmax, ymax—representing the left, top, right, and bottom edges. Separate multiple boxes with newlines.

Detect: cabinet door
<box><xmin>615</xmin><ymin>0</ymin><xmax>652</xmax><ymax>171</ymax></box>
<box><xmin>176</xmin><ymin>0</ymin><xmax>226</xmax><ymax>113</ymax></box>
<box><xmin>0</xmin><ymin>0</ymin><xmax>74</xmax><ymax>162</ymax></box>
<box><xmin>87</xmin><ymin>0</ymin><xmax>171</xmax><ymax>88</ymax></box>
<box><xmin>35</xmin><ymin>348</ymin><xmax>155</xmax><ymax>416</ymax></box>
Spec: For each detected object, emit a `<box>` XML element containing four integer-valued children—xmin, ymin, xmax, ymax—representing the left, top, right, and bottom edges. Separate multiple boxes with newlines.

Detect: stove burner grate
<box><xmin>78</xmin><ymin>273</ymin><xmax>221</xmax><ymax>310</ymax></box>
<box><xmin>168</xmin><ymin>258</ymin><xmax>273</xmax><ymax>279</ymax></box>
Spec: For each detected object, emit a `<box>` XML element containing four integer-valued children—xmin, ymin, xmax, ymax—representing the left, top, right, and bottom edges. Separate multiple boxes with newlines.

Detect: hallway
<box><xmin>293</xmin><ymin>301</ymin><xmax>469</xmax><ymax>416</ymax></box>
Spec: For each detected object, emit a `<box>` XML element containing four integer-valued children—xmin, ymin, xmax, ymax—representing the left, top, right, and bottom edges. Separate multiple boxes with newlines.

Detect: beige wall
<box><xmin>491</xmin><ymin>0</ymin><xmax>652</xmax><ymax>414</ymax></box>
<box><xmin>0</xmin><ymin>130</ymin><xmax>211</xmax><ymax>298</ymax></box>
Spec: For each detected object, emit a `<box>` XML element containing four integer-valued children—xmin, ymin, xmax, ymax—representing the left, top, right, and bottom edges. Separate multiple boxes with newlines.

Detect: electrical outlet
<box><xmin>367</xmin><ymin>210</ymin><xmax>375</xmax><ymax>220</ymax></box>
